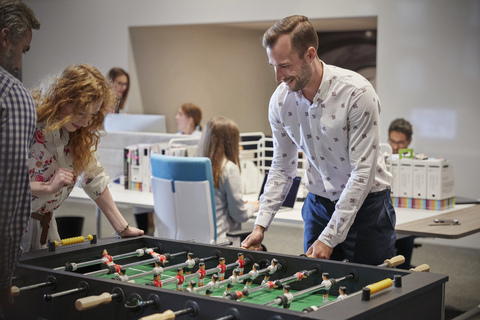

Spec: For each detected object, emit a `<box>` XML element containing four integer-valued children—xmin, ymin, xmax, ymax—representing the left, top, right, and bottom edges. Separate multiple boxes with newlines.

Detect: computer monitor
<box><xmin>258</xmin><ymin>174</ymin><xmax>301</xmax><ymax>208</ymax></box>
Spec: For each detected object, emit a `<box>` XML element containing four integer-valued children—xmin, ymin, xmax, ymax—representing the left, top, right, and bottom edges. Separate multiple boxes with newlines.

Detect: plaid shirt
<box><xmin>0</xmin><ymin>67</ymin><xmax>37</xmax><ymax>290</ymax></box>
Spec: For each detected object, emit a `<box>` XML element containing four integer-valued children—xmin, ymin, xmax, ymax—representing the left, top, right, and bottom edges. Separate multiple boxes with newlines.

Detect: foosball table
<box><xmin>7</xmin><ymin>236</ymin><xmax>448</xmax><ymax>320</ymax></box>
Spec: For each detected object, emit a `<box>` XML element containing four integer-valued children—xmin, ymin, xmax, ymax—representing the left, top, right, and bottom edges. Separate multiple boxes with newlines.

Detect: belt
<box><xmin>31</xmin><ymin>211</ymin><xmax>53</xmax><ymax>245</ymax></box>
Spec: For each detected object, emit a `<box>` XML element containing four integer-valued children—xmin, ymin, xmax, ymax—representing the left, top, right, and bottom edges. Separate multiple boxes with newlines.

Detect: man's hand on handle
<box><xmin>305</xmin><ymin>239</ymin><xmax>333</xmax><ymax>259</ymax></box>
<box><xmin>241</xmin><ymin>225</ymin><xmax>265</xmax><ymax>250</ymax></box>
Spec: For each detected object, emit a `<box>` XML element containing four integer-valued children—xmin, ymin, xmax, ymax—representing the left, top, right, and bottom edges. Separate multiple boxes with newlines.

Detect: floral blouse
<box><xmin>28</xmin><ymin>122</ymin><xmax>110</xmax><ymax>215</ymax></box>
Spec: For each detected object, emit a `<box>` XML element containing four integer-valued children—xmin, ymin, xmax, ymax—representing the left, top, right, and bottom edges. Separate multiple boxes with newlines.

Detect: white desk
<box><xmin>69</xmin><ymin>183</ymin><xmax>479</xmax><ymax>239</ymax></box>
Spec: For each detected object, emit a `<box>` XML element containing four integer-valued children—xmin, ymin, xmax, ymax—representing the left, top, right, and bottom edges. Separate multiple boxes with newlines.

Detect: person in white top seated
<box><xmin>197</xmin><ymin>116</ymin><xmax>259</xmax><ymax>244</ymax></box>
<box><xmin>175</xmin><ymin>102</ymin><xmax>202</xmax><ymax>136</ymax></box>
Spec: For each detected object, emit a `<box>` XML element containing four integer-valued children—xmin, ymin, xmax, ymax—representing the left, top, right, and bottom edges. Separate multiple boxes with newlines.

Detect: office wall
<box><xmin>23</xmin><ymin>0</ymin><xmax>480</xmax><ymax>200</ymax></box>
<box><xmin>129</xmin><ymin>25</ymin><xmax>274</xmax><ymax>133</ymax></box>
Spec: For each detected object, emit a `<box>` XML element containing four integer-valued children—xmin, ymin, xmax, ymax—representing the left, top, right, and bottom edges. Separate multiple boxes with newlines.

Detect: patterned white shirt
<box><xmin>22</xmin><ymin>122</ymin><xmax>110</xmax><ymax>251</ymax></box>
<box><xmin>255</xmin><ymin>61</ymin><xmax>392</xmax><ymax>248</ymax></box>
<box><xmin>0</xmin><ymin>67</ymin><xmax>37</xmax><ymax>290</ymax></box>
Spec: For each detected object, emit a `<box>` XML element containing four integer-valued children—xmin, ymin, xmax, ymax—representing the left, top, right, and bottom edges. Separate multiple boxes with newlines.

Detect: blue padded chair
<box><xmin>151</xmin><ymin>154</ymin><xmax>217</xmax><ymax>244</ymax></box>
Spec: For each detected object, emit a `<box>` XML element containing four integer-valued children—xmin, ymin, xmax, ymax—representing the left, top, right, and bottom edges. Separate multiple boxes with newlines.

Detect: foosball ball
<box><xmin>7</xmin><ymin>236</ymin><xmax>448</xmax><ymax>320</ymax></box>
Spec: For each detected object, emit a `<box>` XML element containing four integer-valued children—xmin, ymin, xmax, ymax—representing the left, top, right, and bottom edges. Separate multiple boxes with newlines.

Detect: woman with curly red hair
<box><xmin>23</xmin><ymin>63</ymin><xmax>143</xmax><ymax>251</ymax></box>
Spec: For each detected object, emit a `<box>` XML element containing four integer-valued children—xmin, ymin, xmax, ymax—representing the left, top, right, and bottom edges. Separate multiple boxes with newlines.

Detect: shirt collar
<box><xmin>295</xmin><ymin>60</ymin><xmax>331</xmax><ymax>108</ymax></box>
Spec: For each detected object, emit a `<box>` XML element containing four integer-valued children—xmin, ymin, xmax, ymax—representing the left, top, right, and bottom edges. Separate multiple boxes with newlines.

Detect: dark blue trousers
<box><xmin>302</xmin><ymin>189</ymin><xmax>396</xmax><ymax>266</ymax></box>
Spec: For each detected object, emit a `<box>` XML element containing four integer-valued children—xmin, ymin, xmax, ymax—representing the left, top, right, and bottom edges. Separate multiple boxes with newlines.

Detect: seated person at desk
<box><xmin>389</xmin><ymin>118</ymin><xmax>415</xmax><ymax>269</ymax></box>
<box><xmin>197</xmin><ymin>116</ymin><xmax>259</xmax><ymax>244</ymax></box>
<box><xmin>23</xmin><ymin>63</ymin><xmax>143</xmax><ymax>252</ymax></box>
<box><xmin>176</xmin><ymin>102</ymin><xmax>202</xmax><ymax>136</ymax></box>
<box><xmin>107</xmin><ymin>67</ymin><xmax>130</xmax><ymax>113</ymax></box>
<box><xmin>388</xmin><ymin>118</ymin><xmax>412</xmax><ymax>155</ymax></box>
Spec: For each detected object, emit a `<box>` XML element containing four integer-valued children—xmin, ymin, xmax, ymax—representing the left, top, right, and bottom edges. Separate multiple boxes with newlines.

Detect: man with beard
<box><xmin>242</xmin><ymin>15</ymin><xmax>396</xmax><ymax>266</ymax></box>
<box><xmin>0</xmin><ymin>0</ymin><xmax>40</xmax><ymax>314</ymax></box>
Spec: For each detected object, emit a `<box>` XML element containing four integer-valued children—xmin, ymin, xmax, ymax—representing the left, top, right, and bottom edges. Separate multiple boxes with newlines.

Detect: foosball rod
<box><xmin>181</xmin><ymin>258</ymin><xmax>248</xmax><ymax>292</ymax></box>
<box><xmin>11</xmin><ymin>275</ymin><xmax>57</xmax><ymax>296</ymax></box>
<box><xmin>43</xmin><ymin>280</ymin><xmax>89</xmax><ymax>302</ymax></box>
<box><xmin>53</xmin><ymin>246</ymin><xmax>160</xmax><ymax>271</ymax></box>
<box><xmin>150</xmin><ymin>254</ymin><xmax>221</xmax><ymax>286</ymax></box>
<box><xmin>84</xmin><ymin>256</ymin><xmax>162</xmax><ymax>277</ymax></box>
<box><xmin>301</xmin><ymin>257</ymin><xmax>412</xmax><ymax>312</ymax></box>
<box><xmin>227</xmin><ymin>263</ymin><xmax>302</xmax><ymax>300</ymax></box>
<box><xmin>116</xmin><ymin>250</ymin><xmax>199</xmax><ymax>281</ymax></box>
<box><xmin>264</xmin><ymin>273</ymin><xmax>353</xmax><ymax>307</ymax></box>
<box><xmin>187</xmin><ymin>256</ymin><xmax>252</xmax><ymax>282</ymax></box>
<box><xmin>302</xmin><ymin>276</ymin><xmax>399</xmax><ymax>313</ymax></box>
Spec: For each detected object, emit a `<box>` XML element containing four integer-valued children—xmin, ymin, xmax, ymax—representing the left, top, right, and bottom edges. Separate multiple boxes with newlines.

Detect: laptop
<box><xmin>258</xmin><ymin>174</ymin><xmax>301</xmax><ymax>210</ymax></box>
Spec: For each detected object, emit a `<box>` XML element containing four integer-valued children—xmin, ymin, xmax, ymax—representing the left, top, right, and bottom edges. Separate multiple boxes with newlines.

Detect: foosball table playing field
<box><xmin>7</xmin><ymin>236</ymin><xmax>448</xmax><ymax>320</ymax></box>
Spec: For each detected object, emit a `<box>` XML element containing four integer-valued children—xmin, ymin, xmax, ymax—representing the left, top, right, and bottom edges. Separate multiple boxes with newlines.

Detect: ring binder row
<box><xmin>386</xmin><ymin>157</ymin><xmax>455</xmax><ymax>210</ymax></box>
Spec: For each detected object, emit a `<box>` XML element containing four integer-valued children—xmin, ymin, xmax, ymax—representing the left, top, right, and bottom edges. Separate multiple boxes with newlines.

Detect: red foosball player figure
<box><xmin>282</xmin><ymin>285</ymin><xmax>294</xmax><ymax>309</ymax></box>
<box><xmin>185</xmin><ymin>253</ymin><xmax>196</xmax><ymax>275</ymax></box>
<box><xmin>336</xmin><ymin>286</ymin><xmax>347</xmax><ymax>300</ymax></box>
<box><xmin>101</xmin><ymin>249</ymin><xmax>113</xmax><ymax>266</ymax></box>
<box><xmin>175</xmin><ymin>268</ymin><xmax>185</xmax><ymax>291</ymax></box>
<box><xmin>217</xmin><ymin>257</ymin><xmax>227</xmax><ymax>281</ymax></box>
<box><xmin>196</xmin><ymin>262</ymin><xmax>207</xmax><ymax>286</ymax></box>
<box><xmin>205</xmin><ymin>274</ymin><xmax>219</xmax><ymax>296</ymax></box>
<box><xmin>236</xmin><ymin>253</ymin><xmax>246</xmax><ymax>275</ymax></box>
<box><xmin>145</xmin><ymin>248</ymin><xmax>168</xmax><ymax>266</ymax></box>
<box><xmin>261</xmin><ymin>258</ymin><xmax>279</xmax><ymax>285</ymax></box>
<box><xmin>113</xmin><ymin>268</ymin><xmax>129</xmax><ymax>282</ymax></box>
<box><xmin>183</xmin><ymin>280</ymin><xmax>197</xmax><ymax>293</ymax></box>
<box><xmin>223</xmin><ymin>283</ymin><xmax>234</xmax><ymax>298</ymax></box>
<box><xmin>320</xmin><ymin>272</ymin><xmax>332</xmax><ymax>304</ymax></box>
<box><xmin>146</xmin><ymin>273</ymin><xmax>162</xmax><ymax>288</ymax></box>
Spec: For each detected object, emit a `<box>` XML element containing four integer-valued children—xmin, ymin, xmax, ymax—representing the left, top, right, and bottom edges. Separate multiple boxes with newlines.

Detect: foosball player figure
<box><xmin>146</xmin><ymin>273</ymin><xmax>162</xmax><ymax>288</ymax></box>
<box><xmin>236</xmin><ymin>252</ymin><xmax>246</xmax><ymax>275</ymax></box>
<box><xmin>336</xmin><ymin>286</ymin><xmax>347</xmax><ymax>300</ymax></box>
<box><xmin>243</xmin><ymin>263</ymin><xmax>259</xmax><ymax>291</ymax></box>
<box><xmin>223</xmin><ymin>283</ymin><xmax>234</xmax><ymax>298</ymax></box>
<box><xmin>185</xmin><ymin>252</ymin><xmax>196</xmax><ymax>274</ymax></box>
<box><xmin>175</xmin><ymin>268</ymin><xmax>185</xmax><ymax>291</ymax></box>
<box><xmin>281</xmin><ymin>285</ymin><xmax>294</xmax><ymax>309</ymax></box>
<box><xmin>217</xmin><ymin>257</ymin><xmax>227</xmax><ymax>281</ymax></box>
<box><xmin>183</xmin><ymin>280</ymin><xmax>197</xmax><ymax>293</ymax></box>
<box><xmin>205</xmin><ymin>274</ymin><xmax>219</xmax><ymax>296</ymax></box>
<box><xmin>320</xmin><ymin>272</ymin><xmax>332</xmax><ymax>304</ymax></box>
<box><xmin>196</xmin><ymin>262</ymin><xmax>207</xmax><ymax>286</ymax></box>
<box><xmin>153</xmin><ymin>261</ymin><xmax>164</xmax><ymax>276</ymax></box>
<box><xmin>228</xmin><ymin>269</ymin><xmax>240</xmax><ymax>285</ymax></box>
<box><xmin>261</xmin><ymin>258</ymin><xmax>279</xmax><ymax>285</ymax></box>
<box><xmin>101</xmin><ymin>249</ymin><xmax>114</xmax><ymax>266</ymax></box>
<box><xmin>146</xmin><ymin>248</ymin><xmax>168</xmax><ymax>266</ymax></box>
<box><xmin>113</xmin><ymin>268</ymin><xmax>129</xmax><ymax>282</ymax></box>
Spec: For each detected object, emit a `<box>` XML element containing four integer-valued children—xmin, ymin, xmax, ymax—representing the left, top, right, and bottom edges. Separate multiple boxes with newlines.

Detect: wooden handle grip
<box><xmin>75</xmin><ymin>292</ymin><xmax>112</xmax><ymax>311</ymax></box>
<box><xmin>410</xmin><ymin>264</ymin><xmax>430</xmax><ymax>272</ymax></box>
<box><xmin>140</xmin><ymin>310</ymin><xmax>175</xmax><ymax>320</ymax></box>
<box><xmin>384</xmin><ymin>255</ymin><xmax>405</xmax><ymax>268</ymax></box>
<box><xmin>11</xmin><ymin>286</ymin><xmax>20</xmax><ymax>296</ymax></box>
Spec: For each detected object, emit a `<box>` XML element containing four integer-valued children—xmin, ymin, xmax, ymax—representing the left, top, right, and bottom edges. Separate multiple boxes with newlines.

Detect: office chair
<box><xmin>151</xmin><ymin>154</ymin><xmax>216</xmax><ymax>244</ymax></box>
<box><xmin>151</xmin><ymin>154</ymin><xmax>251</xmax><ymax>246</ymax></box>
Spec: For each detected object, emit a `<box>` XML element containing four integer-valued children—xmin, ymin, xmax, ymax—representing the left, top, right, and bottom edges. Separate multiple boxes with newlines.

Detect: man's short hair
<box><xmin>0</xmin><ymin>0</ymin><xmax>40</xmax><ymax>44</ymax></box>
<box><xmin>263</xmin><ymin>15</ymin><xmax>318</xmax><ymax>58</ymax></box>
<box><xmin>388</xmin><ymin>118</ymin><xmax>413</xmax><ymax>141</ymax></box>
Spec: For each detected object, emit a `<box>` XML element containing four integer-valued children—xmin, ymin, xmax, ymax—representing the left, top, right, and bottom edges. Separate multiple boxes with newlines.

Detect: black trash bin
<box><xmin>55</xmin><ymin>216</ymin><xmax>84</xmax><ymax>239</ymax></box>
